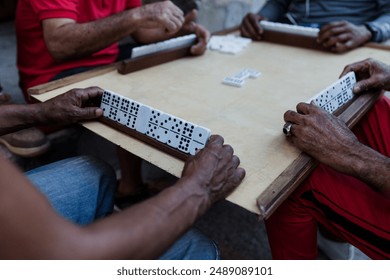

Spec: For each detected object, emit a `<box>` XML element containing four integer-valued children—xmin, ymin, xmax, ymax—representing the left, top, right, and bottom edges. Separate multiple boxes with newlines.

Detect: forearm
<box><xmin>0</xmin><ymin>103</ymin><xmax>46</xmax><ymax>135</ymax></box>
<box><xmin>44</xmin><ymin>9</ymin><xmax>144</xmax><ymax>61</ymax></box>
<box><xmin>80</xmin><ymin>179</ymin><xmax>210</xmax><ymax>259</ymax></box>
<box><xmin>344</xmin><ymin>143</ymin><xmax>390</xmax><ymax>194</ymax></box>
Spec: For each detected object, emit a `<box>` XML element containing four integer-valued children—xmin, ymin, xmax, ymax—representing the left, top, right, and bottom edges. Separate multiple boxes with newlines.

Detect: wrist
<box><xmin>174</xmin><ymin>177</ymin><xmax>211</xmax><ymax>215</ymax></box>
<box><xmin>364</xmin><ymin>23</ymin><xmax>378</xmax><ymax>42</ymax></box>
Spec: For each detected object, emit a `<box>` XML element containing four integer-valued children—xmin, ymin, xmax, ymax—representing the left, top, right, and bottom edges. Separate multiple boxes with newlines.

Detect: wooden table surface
<box><xmin>31</xmin><ymin>40</ymin><xmax>390</xmax><ymax>217</ymax></box>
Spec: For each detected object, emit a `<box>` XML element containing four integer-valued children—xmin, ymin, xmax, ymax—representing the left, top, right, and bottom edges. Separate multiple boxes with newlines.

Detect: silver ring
<box><xmin>283</xmin><ymin>122</ymin><xmax>293</xmax><ymax>137</ymax></box>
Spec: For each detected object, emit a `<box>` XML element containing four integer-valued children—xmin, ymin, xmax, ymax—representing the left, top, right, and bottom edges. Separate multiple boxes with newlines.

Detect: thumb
<box><xmin>79</xmin><ymin>107</ymin><xmax>103</xmax><ymax>120</ymax></box>
<box><xmin>184</xmin><ymin>9</ymin><xmax>197</xmax><ymax>24</ymax></box>
<box><xmin>353</xmin><ymin>79</ymin><xmax>375</xmax><ymax>94</ymax></box>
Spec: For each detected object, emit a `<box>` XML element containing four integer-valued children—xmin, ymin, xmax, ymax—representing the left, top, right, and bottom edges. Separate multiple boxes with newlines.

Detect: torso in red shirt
<box><xmin>16</xmin><ymin>0</ymin><xmax>141</xmax><ymax>98</ymax></box>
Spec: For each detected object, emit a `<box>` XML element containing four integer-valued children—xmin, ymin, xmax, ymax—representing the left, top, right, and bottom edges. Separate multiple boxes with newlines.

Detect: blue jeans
<box><xmin>25</xmin><ymin>156</ymin><xmax>219</xmax><ymax>259</ymax></box>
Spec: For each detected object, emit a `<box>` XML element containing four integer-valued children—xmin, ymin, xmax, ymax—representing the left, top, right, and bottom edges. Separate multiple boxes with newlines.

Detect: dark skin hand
<box><xmin>284</xmin><ymin>59</ymin><xmax>390</xmax><ymax>195</ymax></box>
<box><xmin>239</xmin><ymin>13</ymin><xmax>267</xmax><ymax>41</ymax></box>
<box><xmin>317</xmin><ymin>21</ymin><xmax>372</xmax><ymax>53</ymax></box>
<box><xmin>0</xmin><ymin>87</ymin><xmax>103</xmax><ymax>136</ymax></box>
<box><xmin>0</xmin><ymin>134</ymin><xmax>245</xmax><ymax>259</ymax></box>
<box><xmin>240</xmin><ymin>15</ymin><xmax>371</xmax><ymax>54</ymax></box>
<box><xmin>43</xmin><ymin>2</ymin><xmax>209</xmax><ymax>61</ymax></box>
<box><xmin>340</xmin><ymin>58</ymin><xmax>390</xmax><ymax>93</ymax></box>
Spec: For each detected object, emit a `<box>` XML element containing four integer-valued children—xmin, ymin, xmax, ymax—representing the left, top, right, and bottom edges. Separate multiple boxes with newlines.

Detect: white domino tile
<box><xmin>131</xmin><ymin>34</ymin><xmax>197</xmax><ymax>58</ymax></box>
<box><xmin>308</xmin><ymin>71</ymin><xmax>356</xmax><ymax>114</ymax></box>
<box><xmin>260</xmin><ymin>21</ymin><xmax>319</xmax><ymax>37</ymax></box>
<box><xmin>100</xmin><ymin>90</ymin><xmax>211</xmax><ymax>156</ymax></box>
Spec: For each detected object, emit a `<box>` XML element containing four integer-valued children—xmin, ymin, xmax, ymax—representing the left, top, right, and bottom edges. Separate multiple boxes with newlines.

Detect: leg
<box><xmin>159</xmin><ymin>229</ymin><xmax>220</xmax><ymax>260</ymax></box>
<box><xmin>266</xmin><ymin>96</ymin><xmax>390</xmax><ymax>259</ymax></box>
<box><xmin>25</xmin><ymin>156</ymin><xmax>117</xmax><ymax>225</ymax></box>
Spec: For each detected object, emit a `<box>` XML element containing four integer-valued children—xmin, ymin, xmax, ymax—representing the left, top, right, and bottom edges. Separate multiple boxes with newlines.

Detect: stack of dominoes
<box><xmin>100</xmin><ymin>90</ymin><xmax>211</xmax><ymax>157</ymax></box>
<box><xmin>309</xmin><ymin>71</ymin><xmax>356</xmax><ymax>113</ymax></box>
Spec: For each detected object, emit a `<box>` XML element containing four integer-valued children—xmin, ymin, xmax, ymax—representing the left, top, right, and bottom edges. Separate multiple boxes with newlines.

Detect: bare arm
<box><xmin>0</xmin><ymin>135</ymin><xmax>245</xmax><ymax>259</ymax></box>
<box><xmin>0</xmin><ymin>87</ymin><xmax>103</xmax><ymax>136</ymax></box>
<box><xmin>43</xmin><ymin>1</ymin><xmax>185</xmax><ymax>61</ymax></box>
<box><xmin>284</xmin><ymin>102</ymin><xmax>390</xmax><ymax>196</ymax></box>
<box><xmin>42</xmin><ymin>2</ymin><xmax>209</xmax><ymax>61</ymax></box>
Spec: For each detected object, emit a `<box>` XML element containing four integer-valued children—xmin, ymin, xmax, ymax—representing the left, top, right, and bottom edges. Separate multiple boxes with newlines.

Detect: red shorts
<box><xmin>265</xmin><ymin>95</ymin><xmax>390</xmax><ymax>259</ymax></box>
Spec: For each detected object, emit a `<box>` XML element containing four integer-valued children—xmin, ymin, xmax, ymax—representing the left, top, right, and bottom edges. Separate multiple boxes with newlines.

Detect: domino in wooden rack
<box><xmin>308</xmin><ymin>71</ymin><xmax>356</xmax><ymax>114</ymax></box>
<box><xmin>259</xmin><ymin>21</ymin><xmax>319</xmax><ymax>38</ymax></box>
<box><xmin>131</xmin><ymin>34</ymin><xmax>197</xmax><ymax>59</ymax></box>
<box><xmin>99</xmin><ymin>90</ymin><xmax>211</xmax><ymax>160</ymax></box>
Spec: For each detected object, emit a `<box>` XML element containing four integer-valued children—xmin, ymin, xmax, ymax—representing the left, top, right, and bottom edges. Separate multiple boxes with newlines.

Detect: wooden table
<box><xmin>30</xmin><ymin>39</ymin><xmax>390</xmax><ymax>218</ymax></box>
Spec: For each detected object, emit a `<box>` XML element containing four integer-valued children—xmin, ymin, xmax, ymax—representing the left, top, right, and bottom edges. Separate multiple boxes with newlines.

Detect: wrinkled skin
<box><xmin>318</xmin><ymin>21</ymin><xmax>372</xmax><ymax>53</ymax></box>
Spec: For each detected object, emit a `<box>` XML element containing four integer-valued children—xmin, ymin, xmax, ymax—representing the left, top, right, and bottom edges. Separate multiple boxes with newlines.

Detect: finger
<box><xmin>296</xmin><ymin>102</ymin><xmax>312</xmax><ymax>115</ymax></box>
<box><xmin>318</xmin><ymin>25</ymin><xmax>347</xmax><ymax>45</ymax></box>
<box><xmin>231</xmin><ymin>155</ymin><xmax>240</xmax><ymax>169</ymax></box>
<box><xmin>183</xmin><ymin>9</ymin><xmax>197</xmax><ymax>25</ymax></box>
<box><xmin>283</xmin><ymin>109</ymin><xmax>304</xmax><ymax>124</ymax></box>
<box><xmin>76</xmin><ymin>107</ymin><xmax>103</xmax><ymax>120</ymax></box>
<box><xmin>340</xmin><ymin>59</ymin><xmax>371</xmax><ymax>79</ymax></box>
<box><xmin>79</xmin><ymin>86</ymin><xmax>104</xmax><ymax>101</ymax></box>
<box><xmin>353</xmin><ymin>78</ymin><xmax>377</xmax><ymax>93</ymax></box>
<box><xmin>232</xmin><ymin>167</ymin><xmax>246</xmax><ymax>186</ymax></box>
<box><xmin>222</xmin><ymin>144</ymin><xmax>234</xmax><ymax>157</ymax></box>
<box><xmin>208</xmin><ymin>134</ymin><xmax>224</xmax><ymax>146</ymax></box>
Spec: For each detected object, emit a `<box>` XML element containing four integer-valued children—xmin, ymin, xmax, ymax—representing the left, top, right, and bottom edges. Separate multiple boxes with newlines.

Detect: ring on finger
<box><xmin>283</xmin><ymin>122</ymin><xmax>293</xmax><ymax>137</ymax></box>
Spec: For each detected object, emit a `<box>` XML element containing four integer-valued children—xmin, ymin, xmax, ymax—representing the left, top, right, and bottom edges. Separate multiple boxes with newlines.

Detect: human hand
<box><xmin>135</xmin><ymin>0</ymin><xmax>184</xmax><ymax>35</ymax></box>
<box><xmin>181</xmin><ymin>135</ymin><xmax>245</xmax><ymax>207</ymax></box>
<box><xmin>317</xmin><ymin>21</ymin><xmax>372</xmax><ymax>53</ymax></box>
<box><xmin>240</xmin><ymin>13</ymin><xmax>266</xmax><ymax>41</ymax></box>
<box><xmin>340</xmin><ymin>58</ymin><xmax>390</xmax><ymax>94</ymax></box>
<box><xmin>177</xmin><ymin>9</ymin><xmax>210</xmax><ymax>56</ymax></box>
<box><xmin>41</xmin><ymin>87</ymin><xmax>103</xmax><ymax>125</ymax></box>
<box><xmin>284</xmin><ymin>102</ymin><xmax>361</xmax><ymax>174</ymax></box>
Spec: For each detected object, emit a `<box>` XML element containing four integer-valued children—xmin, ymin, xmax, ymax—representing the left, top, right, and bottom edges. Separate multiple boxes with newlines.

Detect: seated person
<box><xmin>15</xmin><ymin>0</ymin><xmax>210</xmax><ymax>200</ymax></box>
<box><xmin>240</xmin><ymin>0</ymin><xmax>390</xmax><ymax>53</ymax></box>
<box><xmin>0</xmin><ymin>86</ymin><xmax>246</xmax><ymax>259</ymax></box>
<box><xmin>265</xmin><ymin>58</ymin><xmax>390</xmax><ymax>259</ymax></box>
<box><xmin>16</xmin><ymin>0</ymin><xmax>209</xmax><ymax>99</ymax></box>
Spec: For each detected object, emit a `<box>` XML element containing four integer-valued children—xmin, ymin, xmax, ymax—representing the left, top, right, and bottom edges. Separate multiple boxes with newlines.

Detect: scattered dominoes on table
<box><xmin>308</xmin><ymin>71</ymin><xmax>357</xmax><ymax>114</ymax></box>
<box><xmin>131</xmin><ymin>34</ymin><xmax>197</xmax><ymax>59</ymax></box>
<box><xmin>208</xmin><ymin>35</ymin><xmax>252</xmax><ymax>54</ymax></box>
<box><xmin>222</xmin><ymin>68</ymin><xmax>262</xmax><ymax>87</ymax></box>
<box><xmin>100</xmin><ymin>90</ymin><xmax>211</xmax><ymax>156</ymax></box>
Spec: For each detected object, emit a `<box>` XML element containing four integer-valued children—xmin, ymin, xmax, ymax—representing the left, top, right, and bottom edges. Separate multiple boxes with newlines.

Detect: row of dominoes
<box><xmin>222</xmin><ymin>68</ymin><xmax>261</xmax><ymax>87</ymax></box>
<box><xmin>259</xmin><ymin>21</ymin><xmax>319</xmax><ymax>37</ymax></box>
<box><xmin>308</xmin><ymin>71</ymin><xmax>356</xmax><ymax>113</ymax></box>
<box><xmin>100</xmin><ymin>90</ymin><xmax>211</xmax><ymax>156</ymax></box>
<box><xmin>131</xmin><ymin>34</ymin><xmax>197</xmax><ymax>59</ymax></box>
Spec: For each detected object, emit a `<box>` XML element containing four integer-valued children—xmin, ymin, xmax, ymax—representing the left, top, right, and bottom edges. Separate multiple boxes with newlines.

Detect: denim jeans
<box><xmin>25</xmin><ymin>156</ymin><xmax>219</xmax><ymax>259</ymax></box>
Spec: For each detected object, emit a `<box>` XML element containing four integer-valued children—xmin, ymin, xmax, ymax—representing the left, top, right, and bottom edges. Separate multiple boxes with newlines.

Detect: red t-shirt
<box><xmin>16</xmin><ymin>0</ymin><xmax>141</xmax><ymax>98</ymax></box>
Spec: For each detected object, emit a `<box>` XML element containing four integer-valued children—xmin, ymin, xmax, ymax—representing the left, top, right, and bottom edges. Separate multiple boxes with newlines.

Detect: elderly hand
<box><xmin>177</xmin><ymin>9</ymin><xmax>210</xmax><ymax>56</ymax></box>
<box><xmin>135</xmin><ymin>1</ymin><xmax>185</xmax><ymax>34</ymax></box>
<box><xmin>240</xmin><ymin>13</ymin><xmax>266</xmax><ymax>41</ymax></box>
<box><xmin>181</xmin><ymin>135</ymin><xmax>245</xmax><ymax>206</ymax></box>
<box><xmin>340</xmin><ymin>58</ymin><xmax>390</xmax><ymax>94</ymax></box>
<box><xmin>284</xmin><ymin>102</ymin><xmax>361</xmax><ymax>174</ymax></box>
<box><xmin>40</xmin><ymin>87</ymin><xmax>103</xmax><ymax>125</ymax></box>
<box><xmin>317</xmin><ymin>21</ymin><xmax>372</xmax><ymax>53</ymax></box>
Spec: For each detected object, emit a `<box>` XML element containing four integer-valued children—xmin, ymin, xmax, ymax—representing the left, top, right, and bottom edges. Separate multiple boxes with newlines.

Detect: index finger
<box><xmin>78</xmin><ymin>86</ymin><xmax>104</xmax><ymax>101</ymax></box>
<box><xmin>207</xmin><ymin>134</ymin><xmax>224</xmax><ymax>146</ymax></box>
